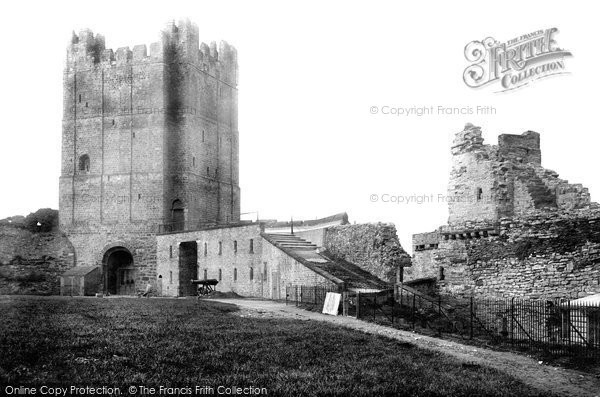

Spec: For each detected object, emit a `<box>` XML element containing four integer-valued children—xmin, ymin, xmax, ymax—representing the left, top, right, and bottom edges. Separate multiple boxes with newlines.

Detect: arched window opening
<box><xmin>78</xmin><ymin>154</ymin><xmax>90</xmax><ymax>173</ymax></box>
<box><xmin>171</xmin><ymin>199</ymin><xmax>185</xmax><ymax>231</ymax></box>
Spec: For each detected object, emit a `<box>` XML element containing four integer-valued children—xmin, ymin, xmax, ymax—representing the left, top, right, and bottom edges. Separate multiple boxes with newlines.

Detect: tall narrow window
<box><xmin>233</xmin><ymin>240</ymin><xmax>237</xmax><ymax>254</ymax></box>
<box><xmin>169</xmin><ymin>245</ymin><xmax>173</xmax><ymax>258</ymax></box>
<box><xmin>192</xmin><ymin>156</ymin><xmax>196</xmax><ymax>167</ymax></box>
<box><xmin>218</xmin><ymin>241</ymin><xmax>222</xmax><ymax>255</ymax></box>
<box><xmin>169</xmin><ymin>271</ymin><xmax>173</xmax><ymax>284</ymax></box>
<box><xmin>218</xmin><ymin>269</ymin><xmax>222</xmax><ymax>281</ymax></box>
<box><xmin>476</xmin><ymin>187</ymin><xmax>483</xmax><ymax>201</ymax></box>
<box><xmin>171</xmin><ymin>200</ymin><xmax>185</xmax><ymax>231</ymax></box>
<box><xmin>204</xmin><ymin>242</ymin><xmax>208</xmax><ymax>256</ymax></box>
<box><xmin>202</xmin><ymin>130</ymin><xmax>205</xmax><ymax>142</ymax></box>
<box><xmin>78</xmin><ymin>154</ymin><xmax>90</xmax><ymax>173</ymax></box>
<box><xmin>250</xmin><ymin>267</ymin><xmax>254</xmax><ymax>281</ymax></box>
<box><xmin>203</xmin><ymin>269</ymin><xmax>207</xmax><ymax>280</ymax></box>
<box><xmin>233</xmin><ymin>268</ymin><xmax>237</xmax><ymax>282</ymax></box>
<box><xmin>439</xmin><ymin>266</ymin><xmax>445</xmax><ymax>281</ymax></box>
<box><xmin>264</xmin><ymin>263</ymin><xmax>268</xmax><ymax>280</ymax></box>
<box><xmin>249</xmin><ymin>239</ymin><xmax>254</xmax><ymax>254</ymax></box>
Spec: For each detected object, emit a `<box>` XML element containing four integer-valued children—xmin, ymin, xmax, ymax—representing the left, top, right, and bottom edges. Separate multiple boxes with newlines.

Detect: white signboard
<box><xmin>322</xmin><ymin>292</ymin><xmax>342</xmax><ymax>316</ymax></box>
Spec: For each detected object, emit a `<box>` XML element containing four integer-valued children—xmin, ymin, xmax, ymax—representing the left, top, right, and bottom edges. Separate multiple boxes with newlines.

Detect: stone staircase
<box><xmin>262</xmin><ymin>233</ymin><xmax>388</xmax><ymax>290</ymax></box>
<box><xmin>263</xmin><ymin>234</ymin><xmax>318</xmax><ymax>251</ymax></box>
<box><xmin>517</xmin><ymin>166</ymin><xmax>557</xmax><ymax>209</ymax></box>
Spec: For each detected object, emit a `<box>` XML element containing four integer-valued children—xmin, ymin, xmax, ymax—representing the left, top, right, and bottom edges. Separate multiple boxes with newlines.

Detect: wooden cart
<box><xmin>191</xmin><ymin>279</ymin><xmax>219</xmax><ymax>299</ymax></box>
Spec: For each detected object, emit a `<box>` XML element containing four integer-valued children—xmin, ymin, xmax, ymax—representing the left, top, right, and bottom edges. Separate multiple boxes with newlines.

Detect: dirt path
<box><xmin>212</xmin><ymin>298</ymin><xmax>600</xmax><ymax>397</ymax></box>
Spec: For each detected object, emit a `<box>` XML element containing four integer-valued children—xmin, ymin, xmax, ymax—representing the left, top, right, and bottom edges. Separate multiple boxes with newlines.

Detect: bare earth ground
<box><xmin>211</xmin><ymin>298</ymin><xmax>600</xmax><ymax>397</ymax></box>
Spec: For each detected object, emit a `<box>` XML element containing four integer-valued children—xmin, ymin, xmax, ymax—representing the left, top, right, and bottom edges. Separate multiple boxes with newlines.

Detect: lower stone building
<box><xmin>155</xmin><ymin>215</ymin><xmax>403</xmax><ymax>298</ymax></box>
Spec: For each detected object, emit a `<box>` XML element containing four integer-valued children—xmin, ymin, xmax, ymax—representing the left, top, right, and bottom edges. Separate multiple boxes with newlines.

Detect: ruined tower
<box><xmin>59</xmin><ymin>20</ymin><xmax>240</xmax><ymax>294</ymax></box>
<box><xmin>448</xmin><ymin>123</ymin><xmax>590</xmax><ymax>225</ymax></box>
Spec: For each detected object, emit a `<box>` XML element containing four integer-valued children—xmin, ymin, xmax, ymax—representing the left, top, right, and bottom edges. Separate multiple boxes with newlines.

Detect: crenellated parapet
<box><xmin>66</xmin><ymin>20</ymin><xmax>238</xmax><ymax>86</ymax></box>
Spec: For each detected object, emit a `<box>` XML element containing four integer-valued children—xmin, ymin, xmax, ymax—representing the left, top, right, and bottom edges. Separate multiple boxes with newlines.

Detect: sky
<box><xmin>0</xmin><ymin>0</ymin><xmax>598</xmax><ymax>252</ymax></box>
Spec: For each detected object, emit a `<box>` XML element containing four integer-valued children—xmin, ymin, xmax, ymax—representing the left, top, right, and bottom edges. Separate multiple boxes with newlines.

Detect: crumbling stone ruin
<box><xmin>448</xmin><ymin>123</ymin><xmax>590</xmax><ymax>224</ymax></box>
<box><xmin>408</xmin><ymin>124</ymin><xmax>600</xmax><ymax>299</ymax></box>
<box><xmin>323</xmin><ymin>223</ymin><xmax>411</xmax><ymax>283</ymax></box>
<box><xmin>0</xmin><ymin>210</ymin><xmax>75</xmax><ymax>295</ymax></box>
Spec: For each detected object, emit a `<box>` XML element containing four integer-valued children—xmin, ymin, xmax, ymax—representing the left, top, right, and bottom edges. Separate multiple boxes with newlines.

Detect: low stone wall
<box><xmin>323</xmin><ymin>223</ymin><xmax>411</xmax><ymax>283</ymax></box>
<box><xmin>0</xmin><ymin>225</ymin><xmax>76</xmax><ymax>295</ymax></box>
<box><xmin>410</xmin><ymin>208</ymin><xmax>600</xmax><ymax>299</ymax></box>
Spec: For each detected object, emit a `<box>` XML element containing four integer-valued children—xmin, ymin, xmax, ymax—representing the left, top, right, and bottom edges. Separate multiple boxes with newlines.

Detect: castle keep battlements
<box><xmin>66</xmin><ymin>20</ymin><xmax>237</xmax><ymax>85</ymax></box>
<box><xmin>60</xmin><ymin>21</ymin><xmax>240</xmax><ymax>294</ymax></box>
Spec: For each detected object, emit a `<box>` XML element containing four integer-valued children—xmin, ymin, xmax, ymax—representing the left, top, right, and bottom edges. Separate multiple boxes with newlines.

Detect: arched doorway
<box><xmin>103</xmin><ymin>247</ymin><xmax>134</xmax><ymax>295</ymax></box>
<box><xmin>172</xmin><ymin>199</ymin><xmax>185</xmax><ymax>231</ymax></box>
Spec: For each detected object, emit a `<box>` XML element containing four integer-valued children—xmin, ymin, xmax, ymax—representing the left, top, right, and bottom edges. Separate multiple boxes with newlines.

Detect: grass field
<box><xmin>0</xmin><ymin>296</ymin><xmax>551</xmax><ymax>396</ymax></box>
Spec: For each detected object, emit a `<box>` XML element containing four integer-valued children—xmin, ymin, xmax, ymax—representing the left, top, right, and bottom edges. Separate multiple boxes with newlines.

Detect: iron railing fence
<box><xmin>391</xmin><ymin>286</ymin><xmax>600</xmax><ymax>359</ymax></box>
<box><xmin>285</xmin><ymin>285</ymin><xmax>342</xmax><ymax>309</ymax></box>
<box><xmin>284</xmin><ymin>283</ymin><xmax>600</xmax><ymax>359</ymax></box>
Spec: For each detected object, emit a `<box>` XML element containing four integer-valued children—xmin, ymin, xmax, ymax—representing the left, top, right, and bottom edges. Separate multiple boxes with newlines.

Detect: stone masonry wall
<box><xmin>156</xmin><ymin>223</ymin><xmax>335</xmax><ymax>298</ymax></box>
<box><xmin>407</xmin><ymin>231</ymin><xmax>440</xmax><ymax>281</ymax></box>
<box><xmin>0</xmin><ymin>225</ymin><xmax>76</xmax><ymax>295</ymax></box>
<box><xmin>410</xmin><ymin>208</ymin><xmax>600</xmax><ymax>299</ymax></box>
<box><xmin>156</xmin><ymin>224</ymin><xmax>263</xmax><ymax>297</ymax></box>
<box><xmin>323</xmin><ymin>223</ymin><xmax>411</xmax><ymax>283</ymax></box>
<box><xmin>448</xmin><ymin>124</ymin><xmax>590</xmax><ymax>226</ymax></box>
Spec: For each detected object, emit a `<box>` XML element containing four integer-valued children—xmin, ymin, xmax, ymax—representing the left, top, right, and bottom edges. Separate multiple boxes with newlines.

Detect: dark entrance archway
<box><xmin>179</xmin><ymin>241</ymin><xmax>198</xmax><ymax>296</ymax></box>
<box><xmin>103</xmin><ymin>247</ymin><xmax>134</xmax><ymax>295</ymax></box>
<box><xmin>171</xmin><ymin>199</ymin><xmax>185</xmax><ymax>231</ymax></box>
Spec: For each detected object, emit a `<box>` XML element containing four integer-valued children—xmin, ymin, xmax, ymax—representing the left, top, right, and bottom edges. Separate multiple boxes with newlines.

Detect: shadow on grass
<box><xmin>0</xmin><ymin>296</ymin><xmax>554</xmax><ymax>396</ymax></box>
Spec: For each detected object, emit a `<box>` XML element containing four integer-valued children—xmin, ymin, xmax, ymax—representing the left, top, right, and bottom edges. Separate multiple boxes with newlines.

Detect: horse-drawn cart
<box><xmin>191</xmin><ymin>279</ymin><xmax>219</xmax><ymax>299</ymax></box>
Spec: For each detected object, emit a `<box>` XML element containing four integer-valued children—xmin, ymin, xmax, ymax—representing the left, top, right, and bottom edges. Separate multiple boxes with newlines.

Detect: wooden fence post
<box><xmin>470</xmin><ymin>296</ymin><xmax>474</xmax><ymax>340</ymax></box>
<box><xmin>412</xmin><ymin>293</ymin><xmax>416</xmax><ymax>329</ymax></box>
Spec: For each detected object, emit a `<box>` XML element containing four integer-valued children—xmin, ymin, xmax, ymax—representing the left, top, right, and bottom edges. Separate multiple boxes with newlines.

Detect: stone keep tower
<box><xmin>59</xmin><ymin>20</ymin><xmax>240</xmax><ymax>294</ymax></box>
